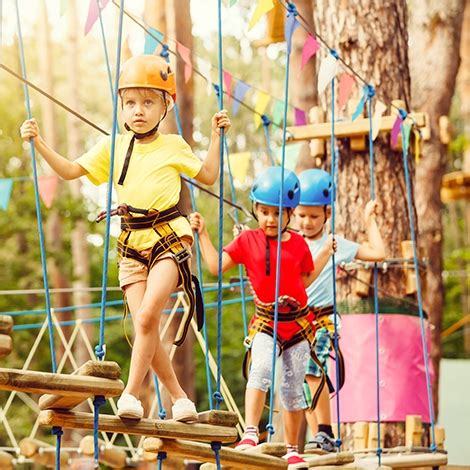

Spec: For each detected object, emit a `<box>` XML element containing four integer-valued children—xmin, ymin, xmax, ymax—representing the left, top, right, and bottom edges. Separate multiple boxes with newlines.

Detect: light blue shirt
<box><xmin>306</xmin><ymin>233</ymin><xmax>359</xmax><ymax>307</ymax></box>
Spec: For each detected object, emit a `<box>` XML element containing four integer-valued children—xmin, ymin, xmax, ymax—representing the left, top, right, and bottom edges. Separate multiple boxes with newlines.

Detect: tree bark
<box><xmin>408</xmin><ymin>0</ymin><xmax>465</xmax><ymax>417</ymax></box>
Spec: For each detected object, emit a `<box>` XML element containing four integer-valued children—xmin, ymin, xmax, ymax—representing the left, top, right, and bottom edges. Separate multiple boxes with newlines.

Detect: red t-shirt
<box><xmin>224</xmin><ymin>228</ymin><xmax>314</xmax><ymax>340</ymax></box>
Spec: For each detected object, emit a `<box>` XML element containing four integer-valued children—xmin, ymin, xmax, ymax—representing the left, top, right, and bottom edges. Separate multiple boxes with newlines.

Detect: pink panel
<box><xmin>330</xmin><ymin>314</ymin><xmax>434</xmax><ymax>423</ymax></box>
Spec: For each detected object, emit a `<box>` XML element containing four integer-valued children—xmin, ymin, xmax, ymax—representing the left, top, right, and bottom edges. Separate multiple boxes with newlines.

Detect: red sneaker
<box><xmin>283</xmin><ymin>450</ymin><xmax>308</xmax><ymax>469</ymax></box>
<box><xmin>235</xmin><ymin>435</ymin><xmax>258</xmax><ymax>451</ymax></box>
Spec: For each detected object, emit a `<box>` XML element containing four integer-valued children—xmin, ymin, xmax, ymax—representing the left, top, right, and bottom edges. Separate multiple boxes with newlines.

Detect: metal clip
<box><xmin>243</xmin><ymin>336</ymin><xmax>253</xmax><ymax>349</ymax></box>
<box><xmin>173</xmin><ymin>248</ymin><xmax>191</xmax><ymax>265</ymax></box>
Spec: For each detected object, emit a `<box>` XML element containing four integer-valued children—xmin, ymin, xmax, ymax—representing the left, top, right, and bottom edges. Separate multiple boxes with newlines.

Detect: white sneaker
<box><xmin>172</xmin><ymin>398</ymin><xmax>198</xmax><ymax>423</ymax></box>
<box><xmin>117</xmin><ymin>393</ymin><xmax>144</xmax><ymax>419</ymax></box>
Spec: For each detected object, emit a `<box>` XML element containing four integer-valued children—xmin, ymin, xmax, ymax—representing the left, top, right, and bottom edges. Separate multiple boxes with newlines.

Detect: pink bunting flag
<box><xmin>301</xmin><ymin>34</ymin><xmax>320</xmax><ymax>70</ymax></box>
<box><xmin>38</xmin><ymin>175</ymin><xmax>59</xmax><ymax>209</ymax></box>
<box><xmin>176</xmin><ymin>42</ymin><xmax>193</xmax><ymax>83</ymax></box>
<box><xmin>223</xmin><ymin>70</ymin><xmax>233</xmax><ymax>106</ymax></box>
<box><xmin>391</xmin><ymin>115</ymin><xmax>404</xmax><ymax>147</ymax></box>
<box><xmin>338</xmin><ymin>73</ymin><xmax>356</xmax><ymax>110</ymax></box>
<box><xmin>84</xmin><ymin>0</ymin><xmax>110</xmax><ymax>36</ymax></box>
<box><xmin>294</xmin><ymin>108</ymin><xmax>307</xmax><ymax>126</ymax></box>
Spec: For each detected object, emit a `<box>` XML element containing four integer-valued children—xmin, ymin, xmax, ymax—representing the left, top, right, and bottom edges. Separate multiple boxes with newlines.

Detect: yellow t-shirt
<box><xmin>75</xmin><ymin>133</ymin><xmax>203</xmax><ymax>251</ymax></box>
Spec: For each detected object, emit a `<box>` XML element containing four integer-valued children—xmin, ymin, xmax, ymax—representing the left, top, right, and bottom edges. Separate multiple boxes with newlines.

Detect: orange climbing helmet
<box><xmin>118</xmin><ymin>54</ymin><xmax>176</xmax><ymax>108</ymax></box>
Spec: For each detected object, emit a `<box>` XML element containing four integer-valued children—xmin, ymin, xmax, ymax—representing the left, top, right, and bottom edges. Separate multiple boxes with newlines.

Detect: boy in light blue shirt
<box><xmin>294</xmin><ymin>169</ymin><xmax>386</xmax><ymax>452</ymax></box>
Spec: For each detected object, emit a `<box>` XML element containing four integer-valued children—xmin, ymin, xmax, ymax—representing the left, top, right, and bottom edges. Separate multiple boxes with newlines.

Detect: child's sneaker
<box><xmin>117</xmin><ymin>393</ymin><xmax>144</xmax><ymax>419</ymax></box>
<box><xmin>235</xmin><ymin>432</ymin><xmax>259</xmax><ymax>451</ymax></box>
<box><xmin>282</xmin><ymin>450</ymin><xmax>308</xmax><ymax>469</ymax></box>
<box><xmin>304</xmin><ymin>431</ymin><xmax>337</xmax><ymax>452</ymax></box>
<box><xmin>172</xmin><ymin>398</ymin><xmax>198</xmax><ymax>423</ymax></box>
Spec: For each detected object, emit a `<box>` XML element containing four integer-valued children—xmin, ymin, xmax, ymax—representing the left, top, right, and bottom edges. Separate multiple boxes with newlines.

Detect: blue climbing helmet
<box><xmin>298</xmin><ymin>169</ymin><xmax>332</xmax><ymax>206</ymax></box>
<box><xmin>250</xmin><ymin>166</ymin><xmax>301</xmax><ymax>208</ymax></box>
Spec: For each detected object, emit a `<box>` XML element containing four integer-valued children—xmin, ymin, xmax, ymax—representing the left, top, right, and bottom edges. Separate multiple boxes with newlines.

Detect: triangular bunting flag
<box><xmin>301</xmin><ymin>34</ymin><xmax>320</xmax><ymax>71</ymax></box>
<box><xmin>232</xmin><ymin>80</ymin><xmax>251</xmax><ymax>115</ymax></box>
<box><xmin>228</xmin><ymin>152</ymin><xmax>251</xmax><ymax>185</ymax></box>
<box><xmin>223</xmin><ymin>70</ymin><xmax>233</xmax><ymax>107</ymax></box>
<box><xmin>248</xmin><ymin>0</ymin><xmax>274</xmax><ymax>30</ymax></box>
<box><xmin>38</xmin><ymin>175</ymin><xmax>59</xmax><ymax>209</ymax></box>
<box><xmin>351</xmin><ymin>86</ymin><xmax>367</xmax><ymax>121</ymax></box>
<box><xmin>60</xmin><ymin>0</ymin><xmax>68</xmax><ymax>17</ymax></box>
<box><xmin>414</xmin><ymin>129</ymin><xmax>421</xmax><ymax>162</ymax></box>
<box><xmin>176</xmin><ymin>41</ymin><xmax>193</xmax><ymax>83</ymax></box>
<box><xmin>294</xmin><ymin>108</ymin><xmax>307</xmax><ymax>126</ymax></box>
<box><xmin>254</xmin><ymin>91</ymin><xmax>271</xmax><ymax>128</ymax></box>
<box><xmin>317</xmin><ymin>53</ymin><xmax>339</xmax><ymax>95</ymax></box>
<box><xmin>272</xmin><ymin>100</ymin><xmax>285</xmax><ymax>126</ymax></box>
<box><xmin>0</xmin><ymin>178</ymin><xmax>13</xmax><ymax>210</ymax></box>
<box><xmin>338</xmin><ymin>73</ymin><xmax>355</xmax><ymax>110</ymax></box>
<box><xmin>84</xmin><ymin>0</ymin><xmax>110</xmax><ymax>36</ymax></box>
<box><xmin>372</xmin><ymin>100</ymin><xmax>387</xmax><ymax>140</ymax></box>
<box><xmin>196</xmin><ymin>57</ymin><xmax>213</xmax><ymax>96</ymax></box>
<box><xmin>402</xmin><ymin>123</ymin><xmax>412</xmax><ymax>156</ymax></box>
<box><xmin>229</xmin><ymin>0</ymin><xmax>238</xmax><ymax>6</ymax></box>
<box><xmin>144</xmin><ymin>26</ymin><xmax>164</xmax><ymax>54</ymax></box>
<box><xmin>274</xmin><ymin>143</ymin><xmax>302</xmax><ymax>170</ymax></box>
<box><xmin>391</xmin><ymin>114</ymin><xmax>404</xmax><ymax>147</ymax></box>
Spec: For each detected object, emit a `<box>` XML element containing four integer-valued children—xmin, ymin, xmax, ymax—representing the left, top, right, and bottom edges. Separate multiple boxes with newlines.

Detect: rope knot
<box><xmin>366</xmin><ymin>84</ymin><xmax>375</xmax><ymax>98</ymax></box>
<box><xmin>157</xmin><ymin>451</ymin><xmax>167</xmax><ymax>461</ymax></box>
<box><xmin>287</xmin><ymin>2</ymin><xmax>298</xmax><ymax>15</ymax></box>
<box><xmin>210</xmin><ymin>441</ymin><xmax>222</xmax><ymax>452</ymax></box>
<box><xmin>266</xmin><ymin>423</ymin><xmax>275</xmax><ymax>435</ymax></box>
<box><xmin>95</xmin><ymin>344</ymin><xmax>106</xmax><ymax>360</ymax></box>
<box><xmin>430</xmin><ymin>443</ymin><xmax>437</xmax><ymax>452</ymax></box>
<box><xmin>335</xmin><ymin>438</ymin><xmax>342</xmax><ymax>448</ymax></box>
<box><xmin>213</xmin><ymin>84</ymin><xmax>221</xmax><ymax>97</ymax></box>
<box><xmin>160</xmin><ymin>44</ymin><xmax>170</xmax><ymax>61</ymax></box>
<box><xmin>261</xmin><ymin>114</ymin><xmax>271</xmax><ymax>126</ymax></box>
<box><xmin>398</xmin><ymin>108</ymin><xmax>408</xmax><ymax>120</ymax></box>
<box><xmin>52</xmin><ymin>426</ymin><xmax>64</xmax><ymax>437</ymax></box>
<box><xmin>213</xmin><ymin>391</ymin><xmax>223</xmax><ymax>404</ymax></box>
<box><xmin>158</xmin><ymin>409</ymin><xmax>167</xmax><ymax>420</ymax></box>
<box><xmin>93</xmin><ymin>395</ymin><xmax>106</xmax><ymax>408</ymax></box>
<box><xmin>330</xmin><ymin>48</ymin><xmax>339</xmax><ymax>60</ymax></box>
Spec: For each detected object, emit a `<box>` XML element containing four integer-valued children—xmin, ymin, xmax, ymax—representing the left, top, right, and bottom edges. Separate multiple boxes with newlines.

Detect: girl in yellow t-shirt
<box><xmin>20</xmin><ymin>54</ymin><xmax>231</xmax><ymax>421</ymax></box>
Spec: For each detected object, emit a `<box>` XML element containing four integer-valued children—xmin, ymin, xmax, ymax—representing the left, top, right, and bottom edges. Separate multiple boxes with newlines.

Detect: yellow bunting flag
<box><xmin>228</xmin><ymin>152</ymin><xmax>251</xmax><ymax>185</ymax></box>
<box><xmin>248</xmin><ymin>0</ymin><xmax>274</xmax><ymax>30</ymax></box>
<box><xmin>254</xmin><ymin>91</ymin><xmax>271</xmax><ymax>128</ymax></box>
<box><xmin>414</xmin><ymin>129</ymin><xmax>421</xmax><ymax>162</ymax></box>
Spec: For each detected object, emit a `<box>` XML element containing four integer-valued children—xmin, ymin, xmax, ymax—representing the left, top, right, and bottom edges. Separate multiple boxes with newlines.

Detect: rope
<box><xmin>211</xmin><ymin>441</ymin><xmax>222</xmax><ymax>470</ymax></box>
<box><xmin>400</xmin><ymin>116</ymin><xmax>437</xmax><ymax>452</ymax></box>
<box><xmin>266</xmin><ymin>1</ymin><xmax>298</xmax><ymax>440</ymax></box>
<box><xmin>366</xmin><ymin>84</ymin><xmax>383</xmax><ymax>465</ymax></box>
<box><xmin>329</xmin><ymin>70</ymin><xmax>342</xmax><ymax>448</ymax></box>
<box><xmin>157</xmin><ymin>451</ymin><xmax>167</xmax><ymax>470</ymax></box>
<box><xmin>51</xmin><ymin>426</ymin><xmax>63</xmax><ymax>470</ymax></box>
<box><xmin>214</xmin><ymin>0</ymin><xmax>225</xmax><ymax>411</ymax></box>
<box><xmin>152</xmin><ymin>375</ymin><xmax>167</xmax><ymax>419</ymax></box>
<box><xmin>261</xmin><ymin>115</ymin><xmax>275</xmax><ymax>165</ymax></box>
<box><xmin>95</xmin><ymin>0</ymin><xmax>125</xmax><ymax>362</ymax></box>
<box><xmin>93</xmin><ymin>395</ymin><xmax>106</xmax><ymax>467</ymax></box>
<box><xmin>14</xmin><ymin>0</ymin><xmax>57</xmax><ymax>372</ymax></box>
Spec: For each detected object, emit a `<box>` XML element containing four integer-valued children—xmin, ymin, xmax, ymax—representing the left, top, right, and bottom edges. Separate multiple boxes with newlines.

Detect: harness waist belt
<box><xmin>120</xmin><ymin>206</ymin><xmax>182</xmax><ymax>231</ymax></box>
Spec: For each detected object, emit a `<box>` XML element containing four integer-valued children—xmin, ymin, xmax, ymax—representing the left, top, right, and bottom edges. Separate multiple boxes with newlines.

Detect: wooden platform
<box><xmin>143</xmin><ymin>438</ymin><xmax>289</xmax><ymax>469</ymax></box>
<box><xmin>356</xmin><ymin>451</ymin><xmax>448</xmax><ymax>468</ymax></box>
<box><xmin>38</xmin><ymin>360</ymin><xmax>122</xmax><ymax>410</ymax></box>
<box><xmin>198</xmin><ymin>410</ymin><xmax>239</xmax><ymax>427</ymax></box>
<box><xmin>303</xmin><ymin>452</ymin><xmax>355</xmax><ymax>467</ymax></box>
<box><xmin>0</xmin><ymin>367</ymin><xmax>123</xmax><ymax>397</ymax></box>
<box><xmin>39</xmin><ymin>410</ymin><xmax>238</xmax><ymax>443</ymax></box>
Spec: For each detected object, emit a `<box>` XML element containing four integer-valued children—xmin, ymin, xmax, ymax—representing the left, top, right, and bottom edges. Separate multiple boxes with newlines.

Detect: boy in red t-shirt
<box><xmin>190</xmin><ymin>167</ymin><xmax>334</xmax><ymax>467</ymax></box>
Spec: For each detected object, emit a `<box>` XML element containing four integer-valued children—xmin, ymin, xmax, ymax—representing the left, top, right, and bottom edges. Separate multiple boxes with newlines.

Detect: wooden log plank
<box><xmin>303</xmin><ymin>451</ymin><xmax>355</xmax><ymax>467</ymax></box>
<box><xmin>0</xmin><ymin>368</ymin><xmax>124</xmax><ymax>397</ymax></box>
<box><xmin>245</xmin><ymin>442</ymin><xmax>286</xmax><ymax>457</ymax></box>
<box><xmin>0</xmin><ymin>450</ymin><xmax>13</xmax><ymax>470</ymax></box>
<box><xmin>143</xmin><ymin>438</ymin><xmax>288</xmax><ymax>470</ymax></box>
<box><xmin>39</xmin><ymin>360</ymin><xmax>122</xmax><ymax>410</ymax></box>
<box><xmin>286</xmin><ymin>113</ymin><xmax>429</xmax><ymax>142</ymax></box>
<box><xmin>357</xmin><ymin>452</ymin><xmax>448</xmax><ymax>468</ymax></box>
<box><xmin>0</xmin><ymin>335</ymin><xmax>12</xmax><ymax>358</ymax></box>
<box><xmin>80</xmin><ymin>435</ymin><xmax>128</xmax><ymax>468</ymax></box>
<box><xmin>39</xmin><ymin>410</ymin><xmax>238</xmax><ymax>443</ymax></box>
<box><xmin>405</xmin><ymin>415</ymin><xmax>422</xmax><ymax>447</ymax></box>
<box><xmin>197</xmin><ymin>410</ymin><xmax>238</xmax><ymax>427</ymax></box>
<box><xmin>0</xmin><ymin>316</ymin><xmax>13</xmax><ymax>335</ymax></box>
<box><xmin>19</xmin><ymin>437</ymin><xmax>70</xmax><ymax>467</ymax></box>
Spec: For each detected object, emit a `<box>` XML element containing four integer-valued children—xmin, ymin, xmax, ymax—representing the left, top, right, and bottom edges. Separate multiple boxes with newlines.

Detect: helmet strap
<box><xmin>264</xmin><ymin>212</ymin><xmax>291</xmax><ymax>276</ymax></box>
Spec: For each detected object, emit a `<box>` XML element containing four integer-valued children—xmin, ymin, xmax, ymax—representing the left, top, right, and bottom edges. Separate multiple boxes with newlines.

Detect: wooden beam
<box><xmin>352</xmin><ymin>422</ymin><xmax>369</xmax><ymax>450</ymax></box>
<box><xmin>0</xmin><ymin>335</ymin><xmax>12</xmax><ymax>358</ymax></box>
<box><xmin>19</xmin><ymin>437</ymin><xmax>70</xmax><ymax>468</ymax></box>
<box><xmin>39</xmin><ymin>410</ymin><xmax>238</xmax><ymax>443</ymax></box>
<box><xmin>0</xmin><ymin>315</ymin><xmax>13</xmax><ymax>335</ymax></box>
<box><xmin>358</xmin><ymin>452</ymin><xmax>448</xmax><ymax>468</ymax></box>
<box><xmin>303</xmin><ymin>451</ymin><xmax>355</xmax><ymax>466</ymax></box>
<box><xmin>80</xmin><ymin>435</ymin><xmax>128</xmax><ymax>468</ymax></box>
<box><xmin>143</xmin><ymin>438</ymin><xmax>288</xmax><ymax>470</ymax></box>
<box><xmin>0</xmin><ymin>451</ymin><xmax>13</xmax><ymax>470</ymax></box>
<box><xmin>286</xmin><ymin>112</ymin><xmax>429</xmax><ymax>142</ymax></box>
<box><xmin>197</xmin><ymin>410</ymin><xmax>239</xmax><ymax>427</ymax></box>
<box><xmin>245</xmin><ymin>442</ymin><xmax>286</xmax><ymax>457</ymax></box>
<box><xmin>39</xmin><ymin>360</ymin><xmax>122</xmax><ymax>410</ymax></box>
<box><xmin>0</xmin><ymin>368</ymin><xmax>124</xmax><ymax>397</ymax></box>
<box><xmin>405</xmin><ymin>415</ymin><xmax>422</xmax><ymax>447</ymax></box>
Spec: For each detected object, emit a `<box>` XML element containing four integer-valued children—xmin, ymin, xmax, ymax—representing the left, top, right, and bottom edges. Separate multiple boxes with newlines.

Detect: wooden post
<box><xmin>19</xmin><ymin>437</ymin><xmax>70</xmax><ymax>468</ymax></box>
<box><xmin>352</xmin><ymin>422</ymin><xmax>369</xmax><ymax>450</ymax></box>
<box><xmin>347</xmin><ymin>99</ymin><xmax>367</xmax><ymax>151</ymax></box>
<box><xmin>0</xmin><ymin>451</ymin><xmax>13</xmax><ymax>470</ymax></box>
<box><xmin>308</xmin><ymin>106</ymin><xmax>325</xmax><ymax>165</ymax></box>
<box><xmin>354</xmin><ymin>267</ymin><xmax>373</xmax><ymax>297</ymax></box>
<box><xmin>367</xmin><ymin>422</ymin><xmax>385</xmax><ymax>449</ymax></box>
<box><xmin>0</xmin><ymin>316</ymin><xmax>13</xmax><ymax>335</ymax></box>
<box><xmin>79</xmin><ymin>435</ymin><xmax>128</xmax><ymax>469</ymax></box>
<box><xmin>433</xmin><ymin>425</ymin><xmax>446</xmax><ymax>450</ymax></box>
<box><xmin>0</xmin><ymin>335</ymin><xmax>12</xmax><ymax>358</ymax></box>
<box><xmin>405</xmin><ymin>415</ymin><xmax>423</xmax><ymax>447</ymax></box>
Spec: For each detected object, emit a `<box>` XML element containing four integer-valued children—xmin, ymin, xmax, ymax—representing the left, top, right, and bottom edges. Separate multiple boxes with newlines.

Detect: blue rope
<box><xmin>329</xmin><ymin>74</ymin><xmax>342</xmax><ymax>449</ymax></box>
<box><xmin>367</xmin><ymin>84</ymin><xmax>383</xmax><ymax>465</ymax></box>
<box><xmin>93</xmin><ymin>395</ymin><xmax>106</xmax><ymax>467</ymax></box>
<box><xmin>95</xmin><ymin>0</ymin><xmax>125</xmax><ymax>361</ymax></box>
<box><xmin>215</xmin><ymin>0</ymin><xmax>225</xmax><ymax>411</ymax></box>
<box><xmin>152</xmin><ymin>374</ymin><xmax>167</xmax><ymax>419</ymax></box>
<box><xmin>14</xmin><ymin>0</ymin><xmax>57</xmax><ymax>372</ymax></box>
<box><xmin>96</xmin><ymin>0</ymin><xmax>114</xmax><ymax>101</ymax></box>
<box><xmin>267</xmin><ymin>2</ymin><xmax>298</xmax><ymax>439</ymax></box>
<box><xmin>51</xmin><ymin>426</ymin><xmax>63</xmax><ymax>470</ymax></box>
<box><xmin>157</xmin><ymin>451</ymin><xmax>167</xmax><ymax>470</ymax></box>
<box><xmin>211</xmin><ymin>441</ymin><xmax>222</xmax><ymax>470</ymax></box>
<box><xmin>400</xmin><ymin>117</ymin><xmax>437</xmax><ymax>452</ymax></box>
<box><xmin>261</xmin><ymin>115</ymin><xmax>275</xmax><ymax>165</ymax></box>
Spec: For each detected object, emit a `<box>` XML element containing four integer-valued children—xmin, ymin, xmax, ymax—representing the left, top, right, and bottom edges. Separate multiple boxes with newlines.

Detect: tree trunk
<box><xmin>408</xmin><ymin>0</ymin><xmax>465</xmax><ymax>418</ymax></box>
<box><xmin>314</xmin><ymin>0</ymin><xmax>417</xmax><ymax>447</ymax></box>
